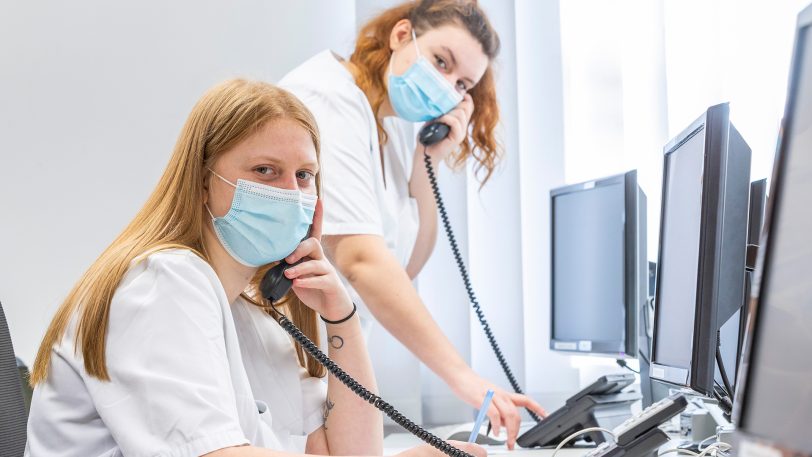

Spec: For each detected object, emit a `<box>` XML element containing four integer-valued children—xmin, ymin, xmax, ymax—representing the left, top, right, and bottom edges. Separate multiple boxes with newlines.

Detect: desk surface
<box><xmin>383</xmin><ymin>423</ymin><xmax>593</xmax><ymax>457</ymax></box>
<box><xmin>383</xmin><ymin>422</ymin><xmax>686</xmax><ymax>457</ymax></box>
<box><xmin>383</xmin><ymin>433</ymin><xmax>587</xmax><ymax>457</ymax></box>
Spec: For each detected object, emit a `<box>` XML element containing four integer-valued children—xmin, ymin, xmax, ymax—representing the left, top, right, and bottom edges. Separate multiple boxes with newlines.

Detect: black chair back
<box><xmin>0</xmin><ymin>301</ymin><xmax>27</xmax><ymax>456</ymax></box>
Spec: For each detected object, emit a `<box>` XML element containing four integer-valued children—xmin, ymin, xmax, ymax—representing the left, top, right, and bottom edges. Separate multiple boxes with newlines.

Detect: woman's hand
<box><xmin>452</xmin><ymin>373</ymin><xmax>547</xmax><ymax>450</ymax></box>
<box><xmin>421</xmin><ymin>93</ymin><xmax>474</xmax><ymax>162</ymax></box>
<box><xmin>395</xmin><ymin>441</ymin><xmax>486</xmax><ymax>457</ymax></box>
<box><xmin>283</xmin><ymin>199</ymin><xmax>354</xmax><ymax>321</ymax></box>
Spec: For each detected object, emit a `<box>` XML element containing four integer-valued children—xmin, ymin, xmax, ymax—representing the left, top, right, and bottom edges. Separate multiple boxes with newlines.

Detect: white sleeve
<box><xmin>296</xmin><ymin>89</ymin><xmax>384</xmax><ymax>237</ymax></box>
<box><xmin>85</xmin><ymin>252</ymin><xmax>248</xmax><ymax>457</ymax></box>
<box><xmin>298</xmin><ymin>367</ymin><xmax>328</xmax><ymax>435</ymax></box>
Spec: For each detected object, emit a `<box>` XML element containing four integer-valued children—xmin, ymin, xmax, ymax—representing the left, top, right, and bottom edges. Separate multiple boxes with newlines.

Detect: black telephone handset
<box><xmin>418</xmin><ymin>122</ymin><xmax>451</xmax><ymax>146</ymax></box>
<box><xmin>260</xmin><ymin>264</ymin><xmax>472</xmax><ymax>457</ymax></box>
<box><xmin>418</xmin><ymin>122</ymin><xmax>542</xmax><ymax>423</ymax></box>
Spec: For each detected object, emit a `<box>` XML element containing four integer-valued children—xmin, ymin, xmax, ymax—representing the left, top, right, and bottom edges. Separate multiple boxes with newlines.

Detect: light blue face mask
<box><xmin>387</xmin><ymin>29</ymin><xmax>464</xmax><ymax>122</ymax></box>
<box><xmin>206</xmin><ymin>169</ymin><xmax>316</xmax><ymax>267</ymax></box>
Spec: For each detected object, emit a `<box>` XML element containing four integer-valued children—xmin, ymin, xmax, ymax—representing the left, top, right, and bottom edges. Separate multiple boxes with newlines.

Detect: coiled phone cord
<box><xmin>423</xmin><ymin>152</ymin><xmax>542</xmax><ymax>423</ymax></box>
<box><xmin>272</xmin><ymin>308</ymin><xmax>474</xmax><ymax>457</ymax></box>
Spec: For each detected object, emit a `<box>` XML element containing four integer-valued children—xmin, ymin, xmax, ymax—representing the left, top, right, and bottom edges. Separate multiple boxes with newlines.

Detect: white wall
<box><xmin>1</xmin><ymin>0</ymin><xmax>582</xmax><ymax>427</ymax></box>
<box><xmin>0</xmin><ymin>0</ymin><xmax>356</xmax><ymax>366</ymax></box>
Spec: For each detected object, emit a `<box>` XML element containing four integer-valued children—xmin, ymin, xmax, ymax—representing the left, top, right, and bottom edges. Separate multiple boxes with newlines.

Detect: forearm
<box><xmin>328</xmin><ymin>236</ymin><xmax>474</xmax><ymax>388</ymax></box>
<box><xmin>322</xmin><ymin>313</ymin><xmax>383</xmax><ymax>456</ymax></box>
<box><xmin>358</xmin><ymin>260</ymin><xmax>473</xmax><ymax>386</ymax></box>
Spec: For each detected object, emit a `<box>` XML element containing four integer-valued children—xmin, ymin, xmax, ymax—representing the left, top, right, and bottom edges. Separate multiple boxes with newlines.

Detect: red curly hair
<box><xmin>349</xmin><ymin>0</ymin><xmax>501</xmax><ymax>184</ymax></box>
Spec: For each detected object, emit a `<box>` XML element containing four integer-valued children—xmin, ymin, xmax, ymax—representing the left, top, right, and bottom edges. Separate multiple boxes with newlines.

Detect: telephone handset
<box><xmin>418</xmin><ymin>122</ymin><xmax>451</xmax><ymax>146</ymax></box>
<box><xmin>417</xmin><ymin>122</ymin><xmax>542</xmax><ymax>423</ymax></box>
<box><xmin>260</xmin><ymin>263</ymin><xmax>472</xmax><ymax>457</ymax></box>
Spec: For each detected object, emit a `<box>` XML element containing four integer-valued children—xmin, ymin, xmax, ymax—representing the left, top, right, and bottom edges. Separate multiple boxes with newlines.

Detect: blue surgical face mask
<box><xmin>387</xmin><ymin>29</ymin><xmax>464</xmax><ymax>122</ymax></box>
<box><xmin>206</xmin><ymin>169</ymin><xmax>316</xmax><ymax>267</ymax></box>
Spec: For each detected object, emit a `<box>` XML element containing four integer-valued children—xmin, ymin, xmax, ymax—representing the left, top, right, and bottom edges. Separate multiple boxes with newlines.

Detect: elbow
<box><xmin>341</xmin><ymin>257</ymin><xmax>374</xmax><ymax>286</ymax></box>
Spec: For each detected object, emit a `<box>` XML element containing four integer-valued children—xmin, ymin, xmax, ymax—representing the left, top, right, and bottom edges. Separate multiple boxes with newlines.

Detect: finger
<box><xmin>453</xmin><ymin>93</ymin><xmax>474</xmax><ymax>122</ymax></box>
<box><xmin>493</xmin><ymin>396</ymin><xmax>521</xmax><ymax>449</ymax></box>
<box><xmin>284</xmin><ymin>259</ymin><xmax>330</xmax><ymax>279</ymax></box>
<box><xmin>435</xmin><ymin>113</ymin><xmax>464</xmax><ymax>145</ymax></box>
<box><xmin>486</xmin><ymin>404</ymin><xmax>502</xmax><ymax>439</ymax></box>
<box><xmin>447</xmin><ymin>441</ymin><xmax>487</xmax><ymax>457</ymax></box>
<box><xmin>457</xmin><ymin>95</ymin><xmax>474</xmax><ymax>123</ymax></box>
<box><xmin>292</xmin><ymin>275</ymin><xmax>332</xmax><ymax>290</ymax></box>
<box><xmin>310</xmin><ymin>198</ymin><xmax>323</xmax><ymax>241</ymax></box>
<box><xmin>285</xmin><ymin>238</ymin><xmax>324</xmax><ymax>264</ymax></box>
<box><xmin>511</xmin><ymin>393</ymin><xmax>547</xmax><ymax>418</ymax></box>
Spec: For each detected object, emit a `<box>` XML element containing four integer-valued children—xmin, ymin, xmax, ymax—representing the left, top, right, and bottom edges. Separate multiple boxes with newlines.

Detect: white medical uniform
<box><xmin>279</xmin><ymin>50</ymin><xmax>421</xmax><ymax>328</ymax></box>
<box><xmin>25</xmin><ymin>249</ymin><xmax>326</xmax><ymax>457</ymax></box>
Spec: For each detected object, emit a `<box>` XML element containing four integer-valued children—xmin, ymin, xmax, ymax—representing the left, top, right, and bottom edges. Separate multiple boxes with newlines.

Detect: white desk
<box><xmin>383</xmin><ymin>423</ymin><xmax>592</xmax><ymax>457</ymax></box>
<box><xmin>383</xmin><ymin>431</ymin><xmax>588</xmax><ymax>457</ymax></box>
<box><xmin>383</xmin><ymin>422</ymin><xmax>686</xmax><ymax>457</ymax></box>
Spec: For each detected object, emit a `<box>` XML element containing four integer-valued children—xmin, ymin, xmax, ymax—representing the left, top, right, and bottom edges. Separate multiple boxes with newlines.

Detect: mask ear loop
<box><xmin>205</xmin><ymin>168</ymin><xmax>233</xmax><ymax>221</ymax></box>
<box><xmin>208</xmin><ymin>168</ymin><xmax>237</xmax><ymax>188</ymax></box>
<box><xmin>389</xmin><ymin>27</ymin><xmax>423</xmax><ymax>77</ymax></box>
<box><xmin>410</xmin><ymin>28</ymin><xmax>421</xmax><ymax>57</ymax></box>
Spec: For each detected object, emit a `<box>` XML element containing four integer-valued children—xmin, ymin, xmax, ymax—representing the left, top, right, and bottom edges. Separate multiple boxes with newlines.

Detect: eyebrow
<box><xmin>441</xmin><ymin>46</ymin><xmax>476</xmax><ymax>87</ymax></box>
<box><xmin>252</xmin><ymin>154</ymin><xmax>319</xmax><ymax>171</ymax></box>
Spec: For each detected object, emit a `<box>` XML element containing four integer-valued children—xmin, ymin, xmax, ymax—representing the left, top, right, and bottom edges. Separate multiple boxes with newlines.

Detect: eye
<box><xmin>254</xmin><ymin>166</ymin><xmax>276</xmax><ymax>177</ymax></box>
<box><xmin>296</xmin><ymin>170</ymin><xmax>315</xmax><ymax>182</ymax></box>
<box><xmin>434</xmin><ymin>55</ymin><xmax>448</xmax><ymax>71</ymax></box>
<box><xmin>456</xmin><ymin>80</ymin><xmax>467</xmax><ymax>92</ymax></box>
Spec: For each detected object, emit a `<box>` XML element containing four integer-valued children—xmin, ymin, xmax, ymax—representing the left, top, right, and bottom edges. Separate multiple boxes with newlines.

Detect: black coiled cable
<box><xmin>423</xmin><ymin>151</ymin><xmax>541</xmax><ymax>423</ymax></box>
<box><xmin>272</xmin><ymin>309</ymin><xmax>473</xmax><ymax>457</ymax></box>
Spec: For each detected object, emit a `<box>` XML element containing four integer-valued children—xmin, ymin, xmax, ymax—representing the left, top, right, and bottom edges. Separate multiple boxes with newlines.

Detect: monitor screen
<box><xmin>652</xmin><ymin>129</ymin><xmax>706</xmax><ymax>369</ymax></box>
<box><xmin>552</xmin><ymin>181</ymin><xmax>625</xmax><ymax>346</ymax></box>
<box><xmin>739</xmin><ymin>26</ymin><xmax>812</xmax><ymax>450</ymax></box>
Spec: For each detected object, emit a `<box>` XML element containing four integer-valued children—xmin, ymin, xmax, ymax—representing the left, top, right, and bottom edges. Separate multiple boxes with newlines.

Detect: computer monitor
<box><xmin>713</xmin><ymin>179</ymin><xmax>768</xmax><ymax>393</ymax></box>
<box><xmin>733</xmin><ymin>5</ymin><xmax>812</xmax><ymax>456</ymax></box>
<box><xmin>550</xmin><ymin>170</ymin><xmax>647</xmax><ymax>358</ymax></box>
<box><xmin>649</xmin><ymin>103</ymin><xmax>752</xmax><ymax>397</ymax></box>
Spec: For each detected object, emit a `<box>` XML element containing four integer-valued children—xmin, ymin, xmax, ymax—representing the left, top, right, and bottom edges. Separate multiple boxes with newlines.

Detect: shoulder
<box><xmin>125</xmin><ymin>248</ymin><xmax>218</xmax><ymax>289</ymax></box>
<box><xmin>110</xmin><ymin>248</ymin><xmax>227</xmax><ymax>336</ymax></box>
<box><xmin>279</xmin><ymin>50</ymin><xmax>373</xmax><ymax>127</ymax></box>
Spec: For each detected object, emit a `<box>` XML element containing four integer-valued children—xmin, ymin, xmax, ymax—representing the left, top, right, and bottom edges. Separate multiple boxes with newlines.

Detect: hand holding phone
<box><xmin>262</xmin><ymin>199</ymin><xmax>353</xmax><ymax>321</ymax></box>
<box><xmin>418</xmin><ymin>93</ymin><xmax>474</xmax><ymax>153</ymax></box>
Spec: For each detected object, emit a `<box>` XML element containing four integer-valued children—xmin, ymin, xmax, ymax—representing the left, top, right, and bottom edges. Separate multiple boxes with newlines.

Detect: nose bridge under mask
<box><xmin>204</xmin><ymin>168</ymin><xmax>316</xmax><ymax>267</ymax></box>
<box><xmin>386</xmin><ymin>28</ymin><xmax>464</xmax><ymax>122</ymax></box>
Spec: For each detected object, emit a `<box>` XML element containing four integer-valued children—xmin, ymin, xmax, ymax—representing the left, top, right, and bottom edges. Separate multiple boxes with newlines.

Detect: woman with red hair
<box><xmin>280</xmin><ymin>0</ymin><xmax>545</xmax><ymax>448</ymax></box>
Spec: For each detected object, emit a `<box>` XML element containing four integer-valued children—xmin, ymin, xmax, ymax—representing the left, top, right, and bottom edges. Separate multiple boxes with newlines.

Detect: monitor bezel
<box><xmin>732</xmin><ymin>6</ymin><xmax>812</xmax><ymax>455</ymax></box>
<box><xmin>548</xmin><ymin>170</ymin><xmax>642</xmax><ymax>358</ymax></box>
<box><xmin>649</xmin><ymin>103</ymin><xmax>734</xmax><ymax>396</ymax></box>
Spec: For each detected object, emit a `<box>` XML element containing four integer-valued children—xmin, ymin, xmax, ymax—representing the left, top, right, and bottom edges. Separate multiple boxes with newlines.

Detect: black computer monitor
<box><xmin>715</xmin><ymin>179</ymin><xmax>768</xmax><ymax>396</ymax></box>
<box><xmin>549</xmin><ymin>170</ymin><xmax>647</xmax><ymax>358</ymax></box>
<box><xmin>733</xmin><ymin>4</ymin><xmax>812</xmax><ymax>456</ymax></box>
<box><xmin>649</xmin><ymin>103</ymin><xmax>752</xmax><ymax>397</ymax></box>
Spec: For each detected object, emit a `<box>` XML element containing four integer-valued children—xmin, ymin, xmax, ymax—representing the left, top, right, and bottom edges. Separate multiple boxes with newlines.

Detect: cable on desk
<box><xmin>550</xmin><ymin>427</ymin><xmax>616</xmax><ymax>457</ymax></box>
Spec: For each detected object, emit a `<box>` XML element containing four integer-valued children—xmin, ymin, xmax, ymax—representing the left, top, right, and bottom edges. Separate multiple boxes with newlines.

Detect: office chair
<box><xmin>0</xmin><ymin>301</ymin><xmax>27</xmax><ymax>456</ymax></box>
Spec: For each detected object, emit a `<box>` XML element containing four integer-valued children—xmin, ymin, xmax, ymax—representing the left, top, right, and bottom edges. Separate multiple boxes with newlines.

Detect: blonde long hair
<box><xmin>31</xmin><ymin>79</ymin><xmax>326</xmax><ymax>384</ymax></box>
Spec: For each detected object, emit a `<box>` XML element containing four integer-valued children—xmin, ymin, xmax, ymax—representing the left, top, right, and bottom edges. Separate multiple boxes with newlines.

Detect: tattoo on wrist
<box><xmin>329</xmin><ymin>335</ymin><xmax>344</xmax><ymax>349</ymax></box>
<box><xmin>323</xmin><ymin>397</ymin><xmax>335</xmax><ymax>429</ymax></box>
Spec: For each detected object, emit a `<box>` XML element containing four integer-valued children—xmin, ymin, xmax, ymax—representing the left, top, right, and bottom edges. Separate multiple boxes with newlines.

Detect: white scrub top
<box><xmin>25</xmin><ymin>249</ymin><xmax>326</xmax><ymax>457</ymax></box>
<box><xmin>279</xmin><ymin>50</ymin><xmax>420</xmax><ymax>324</ymax></box>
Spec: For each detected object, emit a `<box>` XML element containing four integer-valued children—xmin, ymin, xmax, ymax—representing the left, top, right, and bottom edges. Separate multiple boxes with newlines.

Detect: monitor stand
<box><xmin>678</xmin><ymin>396</ymin><xmax>733</xmax><ymax>450</ymax></box>
<box><xmin>517</xmin><ymin>374</ymin><xmax>641</xmax><ymax>448</ymax></box>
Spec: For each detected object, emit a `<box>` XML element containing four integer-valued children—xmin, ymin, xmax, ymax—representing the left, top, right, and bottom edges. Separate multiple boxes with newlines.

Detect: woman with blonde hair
<box><xmin>25</xmin><ymin>79</ymin><xmax>483</xmax><ymax>457</ymax></box>
<box><xmin>280</xmin><ymin>0</ymin><xmax>545</xmax><ymax>447</ymax></box>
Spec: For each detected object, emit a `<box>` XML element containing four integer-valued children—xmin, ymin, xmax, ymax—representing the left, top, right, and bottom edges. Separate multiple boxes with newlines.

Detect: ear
<box><xmin>389</xmin><ymin>19</ymin><xmax>413</xmax><ymax>52</ymax></box>
<box><xmin>202</xmin><ymin>170</ymin><xmax>210</xmax><ymax>205</ymax></box>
